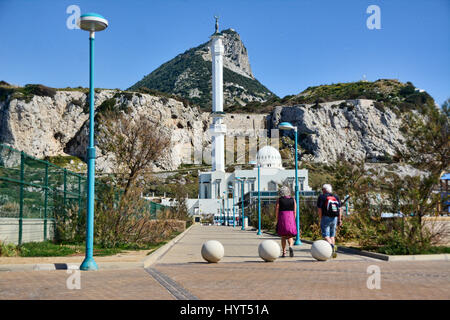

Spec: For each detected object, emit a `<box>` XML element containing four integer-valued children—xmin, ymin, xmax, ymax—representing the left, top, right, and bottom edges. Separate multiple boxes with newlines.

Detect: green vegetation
<box><xmin>128</xmin><ymin>37</ymin><xmax>273</xmax><ymax>110</ymax></box>
<box><xmin>146</xmin><ymin>169</ymin><xmax>199</xmax><ymax>199</ymax></box>
<box><xmin>228</xmin><ymin>79</ymin><xmax>437</xmax><ymax>115</ymax></box>
<box><xmin>0</xmin><ymin>237</ymin><xmax>176</xmax><ymax>257</ymax></box>
<box><xmin>287</xmin><ymin>79</ymin><xmax>436</xmax><ymax>115</ymax></box>
<box><xmin>44</xmin><ymin>155</ymin><xmax>86</xmax><ymax>172</ymax></box>
<box><xmin>0</xmin><ymin>83</ymin><xmax>57</xmax><ymax>103</ymax></box>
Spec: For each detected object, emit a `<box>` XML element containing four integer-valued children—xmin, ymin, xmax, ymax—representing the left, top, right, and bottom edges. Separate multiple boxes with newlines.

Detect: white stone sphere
<box><xmin>311</xmin><ymin>240</ymin><xmax>332</xmax><ymax>261</ymax></box>
<box><xmin>258</xmin><ymin>240</ymin><xmax>281</xmax><ymax>262</ymax></box>
<box><xmin>201</xmin><ymin>240</ymin><xmax>224</xmax><ymax>263</ymax></box>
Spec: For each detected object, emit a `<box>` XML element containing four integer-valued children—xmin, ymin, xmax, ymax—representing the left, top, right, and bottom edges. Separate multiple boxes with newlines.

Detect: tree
<box><xmin>396</xmin><ymin>99</ymin><xmax>449</xmax><ymax>220</ymax></box>
<box><xmin>97</xmin><ymin>111</ymin><xmax>171</xmax><ymax>195</ymax></box>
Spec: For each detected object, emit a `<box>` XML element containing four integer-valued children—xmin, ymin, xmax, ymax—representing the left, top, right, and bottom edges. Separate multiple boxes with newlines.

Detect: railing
<box><xmin>0</xmin><ymin>144</ymin><xmax>168</xmax><ymax>245</ymax></box>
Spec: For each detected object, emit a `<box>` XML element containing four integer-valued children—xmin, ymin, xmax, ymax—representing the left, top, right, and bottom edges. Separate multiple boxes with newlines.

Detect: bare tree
<box><xmin>97</xmin><ymin>111</ymin><xmax>171</xmax><ymax>195</ymax></box>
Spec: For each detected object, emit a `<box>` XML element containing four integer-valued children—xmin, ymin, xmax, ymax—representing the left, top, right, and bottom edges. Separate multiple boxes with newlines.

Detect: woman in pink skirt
<box><xmin>275</xmin><ymin>186</ymin><xmax>297</xmax><ymax>257</ymax></box>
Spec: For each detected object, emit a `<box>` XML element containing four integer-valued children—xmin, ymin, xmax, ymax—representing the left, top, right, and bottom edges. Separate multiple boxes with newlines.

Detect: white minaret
<box><xmin>210</xmin><ymin>16</ymin><xmax>226</xmax><ymax>172</ymax></box>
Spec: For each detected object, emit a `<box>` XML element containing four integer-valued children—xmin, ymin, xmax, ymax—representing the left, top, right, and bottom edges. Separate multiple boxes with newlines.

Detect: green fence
<box><xmin>0</xmin><ymin>144</ymin><xmax>168</xmax><ymax>245</ymax></box>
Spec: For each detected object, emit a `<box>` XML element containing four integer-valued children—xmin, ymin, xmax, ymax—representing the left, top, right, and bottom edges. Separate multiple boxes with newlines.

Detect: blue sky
<box><xmin>0</xmin><ymin>0</ymin><xmax>449</xmax><ymax>105</ymax></box>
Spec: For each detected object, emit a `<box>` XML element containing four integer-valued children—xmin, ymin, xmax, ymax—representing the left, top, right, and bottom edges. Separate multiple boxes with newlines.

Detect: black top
<box><xmin>278</xmin><ymin>196</ymin><xmax>295</xmax><ymax>211</ymax></box>
<box><xmin>317</xmin><ymin>193</ymin><xmax>341</xmax><ymax>216</ymax></box>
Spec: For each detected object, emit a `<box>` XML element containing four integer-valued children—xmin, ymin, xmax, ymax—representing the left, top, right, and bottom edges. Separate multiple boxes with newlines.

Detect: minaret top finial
<box><xmin>214</xmin><ymin>15</ymin><xmax>219</xmax><ymax>34</ymax></box>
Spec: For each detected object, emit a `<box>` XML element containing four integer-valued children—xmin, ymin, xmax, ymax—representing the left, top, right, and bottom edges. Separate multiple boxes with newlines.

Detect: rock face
<box><xmin>268</xmin><ymin>99</ymin><xmax>406</xmax><ymax>163</ymax></box>
<box><xmin>0</xmin><ymin>89</ymin><xmax>267</xmax><ymax>172</ymax></box>
<box><xmin>200</xmin><ymin>28</ymin><xmax>254</xmax><ymax>79</ymax></box>
<box><xmin>0</xmin><ymin>88</ymin><xmax>411</xmax><ymax>171</ymax></box>
<box><xmin>128</xmin><ymin>28</ymin><xmax>274</xmax><ymax>109</ymax></box>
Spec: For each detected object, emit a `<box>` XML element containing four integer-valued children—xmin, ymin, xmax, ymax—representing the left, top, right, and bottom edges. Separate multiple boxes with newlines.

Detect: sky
<box><xmin>0</xmin><ymin>0</ymin><xmax>449</xmax><ymax>105</ymax></box>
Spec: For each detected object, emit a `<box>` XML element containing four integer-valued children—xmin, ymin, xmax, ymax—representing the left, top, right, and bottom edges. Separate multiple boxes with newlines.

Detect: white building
<box><xmin>186</xmin><ymin>145</ymin><xmax>312</xmax><ymax>217</ymax></box>
<box><xmin>184</xmin><ymin>19</ymin><xmax>311</xmax><ymax>217</ymax></box>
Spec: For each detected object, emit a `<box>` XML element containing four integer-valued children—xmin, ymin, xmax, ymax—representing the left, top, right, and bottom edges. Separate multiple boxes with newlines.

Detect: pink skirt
<box><xmin>277</xmin><ymin>210</ymin><xmax>297</xmax><ymax>237</ymax></box>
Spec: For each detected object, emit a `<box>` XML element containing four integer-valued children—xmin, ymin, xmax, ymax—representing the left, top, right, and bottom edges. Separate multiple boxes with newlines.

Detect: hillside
<box><xmin>128</xmin><ymin>28</ymin><xmax>274</xmax><ymax>110</ymax></box>
<box><xmin>242</xmin><ymin>79</ymin><xmax>437</xmax><ymax>115</ymax></box>
<box><xmin>0</xmin><ymin>79</ymin><xmax>439</xmax><ymax>171</ymax></box>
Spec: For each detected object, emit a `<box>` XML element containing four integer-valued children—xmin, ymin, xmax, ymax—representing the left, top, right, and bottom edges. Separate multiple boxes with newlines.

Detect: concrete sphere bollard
<box><xmin>201</xmin><ymin>240</ymin><xmax>224</xmax><ymax>263</ymax></box>
<box><xmin>258</xmin><ymin>240</ymin><xmax>281</xmax><ymax>262</ymax></box>
<box><xmin>311</xmin><ymin>240</ymin><xmax>332</xmax><ymax>261</ymax></box>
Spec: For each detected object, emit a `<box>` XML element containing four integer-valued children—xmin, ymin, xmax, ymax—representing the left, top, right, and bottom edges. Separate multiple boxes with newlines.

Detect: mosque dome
<box><xmin>257</xmin><ymin>146</ymin><xmax>283</xmax><ymax>169</ymax></box>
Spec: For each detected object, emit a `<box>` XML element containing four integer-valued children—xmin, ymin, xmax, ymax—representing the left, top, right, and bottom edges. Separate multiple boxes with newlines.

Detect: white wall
<box><xmin>0</xmin><ymin>218</ymin><xmax>55</xmax><ymax>245</ymax></box>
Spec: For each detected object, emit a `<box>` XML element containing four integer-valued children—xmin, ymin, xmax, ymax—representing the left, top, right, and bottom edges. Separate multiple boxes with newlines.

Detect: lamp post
<box><xmin>222</xmin><ymin>191</ymin><xmax>226</xmax><ymax>225</ymax></box>
<box><xmin>278</xmin><ymin>122</ymin><xmax>301</xmax><ymax>245</ymax></box>
<box><xmin>226</xmin><ymin>190</ymin><xmax>230</xmax><ymax>226</ymax></box>
<box><xmin>236</xmin><ymin>177</ymin><xmax>245</xmax><ymax>230</ymax></box>
<box><xmin>78</xmin><ymin>13</ymin><xmax>108</xmax><ymax>271</ymax></box>
<box><xmin>229</xmin><ymin>185</ymin><xmax>235</xmax><ymax>227</ymax></box>
<box><xmin>217</xmin><ymin>200</ymin><xmax>221</xmax><ymax>225</ymax></box>
<box><xmin>249</xmin><ymin>161</ymin><xmax>262</xmax><ymax>235</ymax></box>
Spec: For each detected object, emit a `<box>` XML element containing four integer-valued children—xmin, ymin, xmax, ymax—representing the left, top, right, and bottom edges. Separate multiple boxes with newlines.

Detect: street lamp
<box><xmin>278</xmin><ymin>122</ymin><xmax>301</xmax><ymax>245</ymax></box>
<box><xmin>78</xmin><ymin>13</ymin><xmax>108</xmax><ymax>271</ymax></box>
<box><xmin>249</xmin><ymin>160</ymin><xmax>262</xmax><ymax>235</ymax></box>
<box><xmin>226</xmin><ymin>190</ymin><xmax>230</xmax><ymax>226</ymax></box>
<box><xmin>229</xmin><ymin>185</ymin><xmax>235</xmax><ymax>227</ymax></box>
<box><xmin>236</xmin><ymin>177</ymin><xmax>245</xmax><ymax>230</ymax></box>
<box><xmin>222</xmin><ymin>191</ymin><xmax>227</xmax><ymax>225</ymax></box>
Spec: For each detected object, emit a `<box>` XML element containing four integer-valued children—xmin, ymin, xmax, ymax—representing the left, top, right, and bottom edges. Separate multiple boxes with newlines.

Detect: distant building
<box><xmin>186</xmin><ymin>145</ymin><xmax>312</xmax><ymax>217</ymax></box>
<box><xmin>184</xmin><ymin>20</ymin><xmax>311</xmax><ymax>217</ymax></box>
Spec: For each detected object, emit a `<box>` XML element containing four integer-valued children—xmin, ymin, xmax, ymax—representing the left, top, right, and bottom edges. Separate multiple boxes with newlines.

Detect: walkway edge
<box><xmin>301</xmin><ymin>239</ymin><xmax>450</xmax><ymax>262</ymax></box>
<box><xmin>0</xmin><ymin>261</ymin><xmax>144</xmax><ymax>272</ymax></box>
<box><xmin>143</xmin><ymin>224</ymin><xmax>194</xmax><ymax>268</ymax></box>
<box><xmin>263</xmin><ymin>230</ymin><xmax>450</xmax><ymax>262</ymax></box>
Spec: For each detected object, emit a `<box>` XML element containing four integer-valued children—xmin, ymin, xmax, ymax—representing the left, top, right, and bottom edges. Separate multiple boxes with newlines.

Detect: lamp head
<box><xmin>278</xmin><ymin>122</ymin><xmax>295</xmax><ymax>131</ymax></box>
<box><xmin>78</xmin><ymin>13</ymin><xmax>108</xmax><ymax>32</ymax></box>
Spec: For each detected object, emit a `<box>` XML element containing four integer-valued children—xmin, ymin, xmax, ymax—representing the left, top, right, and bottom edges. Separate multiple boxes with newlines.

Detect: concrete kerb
<box><xmin>143</xmin><ymin>224</ymin><xmax>194</xmax><ymax>268</ymax></box>
<box><xmin>0</xmin><ymin>261</ymin><xmax>145</xmax><ymax>273</ymax></box>
<box><xmin>0</xmin><ymin>227</ymin><xmax>193</xmax><ymax>273</ymax></box>
<box><xmin>262</xmin><ymin>230</ymin><xmax>450</xmax><ymax>262</ymax></box>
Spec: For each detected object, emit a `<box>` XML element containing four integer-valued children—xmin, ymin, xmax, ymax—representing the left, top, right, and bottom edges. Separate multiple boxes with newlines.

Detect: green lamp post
<box><xmin>249</xmin><ymin>160</ymin><xmax>262</xmax><ymax>235</ymax></box>
<box><xmin>78</xmin><ymin>13</ymin><xmax>108</xmax><ymax>270</ymax></box>
<box><xmin>236</xmin><ymin>177</ymin><xmax>245</xmax><ymax>230</ymax></box>
<box><xmin>278</xmin><ymin>122</ymin><xmax>301</xmax><ymax>245</ymax></box>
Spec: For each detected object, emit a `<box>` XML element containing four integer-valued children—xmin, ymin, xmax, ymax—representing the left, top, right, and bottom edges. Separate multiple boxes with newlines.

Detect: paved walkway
<box><xmin>1</xmin><ymin>224</ymin><xmax>450</xmax><ymax>300</ymax></box>
<box><xmin>153</xmin><ymin>225</ymin><xmax>376</xmax><ymax>264</ymax></box>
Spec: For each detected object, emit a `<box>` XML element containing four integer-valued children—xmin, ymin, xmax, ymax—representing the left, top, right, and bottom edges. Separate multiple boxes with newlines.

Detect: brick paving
<box><xmin>0</xmin><ymin>224</ymin><xmax>449</xmax><ymax>300</ymax></box>
<box><xmin>0</xmin><ymin>268</ymin><xmax>174</xmax><ymax>300</ymax></box>
<box><xmin>153</xmin><ymin>260</ymin><xmax>450</xmax><ymax>300</ymax></box>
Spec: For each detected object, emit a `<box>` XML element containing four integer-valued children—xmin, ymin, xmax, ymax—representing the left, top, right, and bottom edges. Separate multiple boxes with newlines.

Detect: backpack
<box><xmin>325</xmin><ymin>194</ymin><xmax>340</xmax><ymax>217</ymax></box>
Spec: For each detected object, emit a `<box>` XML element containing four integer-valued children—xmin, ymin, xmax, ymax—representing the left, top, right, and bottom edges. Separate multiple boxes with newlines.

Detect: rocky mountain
<box><xmin>269</xmin><ymin>99</ymin><xmax>407</xmax><ymax>163</ymax></box>
<box><xmin>128</xmin><ymin>28</ymin><xmax>274</xmax><ymax>110</ymax></box>
<box><xmin>0</xmin><ymin>79</ymin><xmax>437</xmax><ymax>172</ymax></box>
<box><xmin>0</xmin><ymin>84</ymin><xmax>266</xmax><ymax>172</ymax></box>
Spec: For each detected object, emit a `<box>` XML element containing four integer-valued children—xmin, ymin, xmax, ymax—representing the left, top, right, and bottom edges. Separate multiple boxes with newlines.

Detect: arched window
<box><xmin>268</xmin><ymin>181</ymin><xmax>277</xmax><ymax>191</ymax></box>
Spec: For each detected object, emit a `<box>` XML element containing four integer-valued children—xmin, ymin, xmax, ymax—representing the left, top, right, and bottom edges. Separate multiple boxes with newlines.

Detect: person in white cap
<box><xmin>317</xmin><ymin>184</ymin><xmax>342</xmax><ymax>258</ymax></box>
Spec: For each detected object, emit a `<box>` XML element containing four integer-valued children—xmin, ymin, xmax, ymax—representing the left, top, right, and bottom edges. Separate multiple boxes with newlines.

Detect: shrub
<box><xmin>0</xmin><ymin>241</ymin><xmax>19</xmax><ymax>257</ymax></box>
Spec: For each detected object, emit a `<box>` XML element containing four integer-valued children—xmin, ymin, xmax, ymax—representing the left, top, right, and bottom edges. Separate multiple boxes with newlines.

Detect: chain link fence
<box><xmin>0</xmin><ymin>144</ymin><xmax>168</xmax><ymax>245</ymax></box>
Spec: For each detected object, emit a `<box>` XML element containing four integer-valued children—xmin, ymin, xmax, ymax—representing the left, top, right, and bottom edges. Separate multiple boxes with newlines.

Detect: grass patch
<box><xmin>361</xmin><ymin>245</ymin><xmax>450</xmax><ymax>256</ymax></box>
<box><xmin>0</xmin><ymin>229</ymin><xmax>185</xmax><ymax>257</ymax></box>
<box><xmin>19</xmin><ymin>241</ymin><xmax>78</xmax><ymax>257</ymax></box>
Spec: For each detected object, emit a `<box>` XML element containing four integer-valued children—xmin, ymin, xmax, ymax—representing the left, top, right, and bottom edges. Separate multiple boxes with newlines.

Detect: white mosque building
<box><xmin>186</xmin><ymin>145</ymin><xmax>312</xmax><ymax>218</ymax></box>
<box><xmin>185</xmin><ymin>19</ymin><xmax>312</xmax><ymax>219</ymax></box>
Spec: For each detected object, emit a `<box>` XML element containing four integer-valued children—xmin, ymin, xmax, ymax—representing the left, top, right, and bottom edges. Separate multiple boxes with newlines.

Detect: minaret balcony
<box><xmin>210</xmin><ymin>123</ymin><xmax>227</xmax><ymax>135</ymax></box>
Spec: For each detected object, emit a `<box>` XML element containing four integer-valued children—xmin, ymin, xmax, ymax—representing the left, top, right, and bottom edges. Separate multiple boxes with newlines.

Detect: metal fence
<box><xmin>0</xmin><ymin>144</ymin><xmax>168</xmax><ymax>245</ymax></box>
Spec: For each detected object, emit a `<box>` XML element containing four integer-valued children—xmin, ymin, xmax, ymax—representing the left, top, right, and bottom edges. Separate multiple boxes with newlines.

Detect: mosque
<box><xmin>185</xmin><ymin>19</ymin><xmax>312</xmax><ymax>221</ymax></box>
